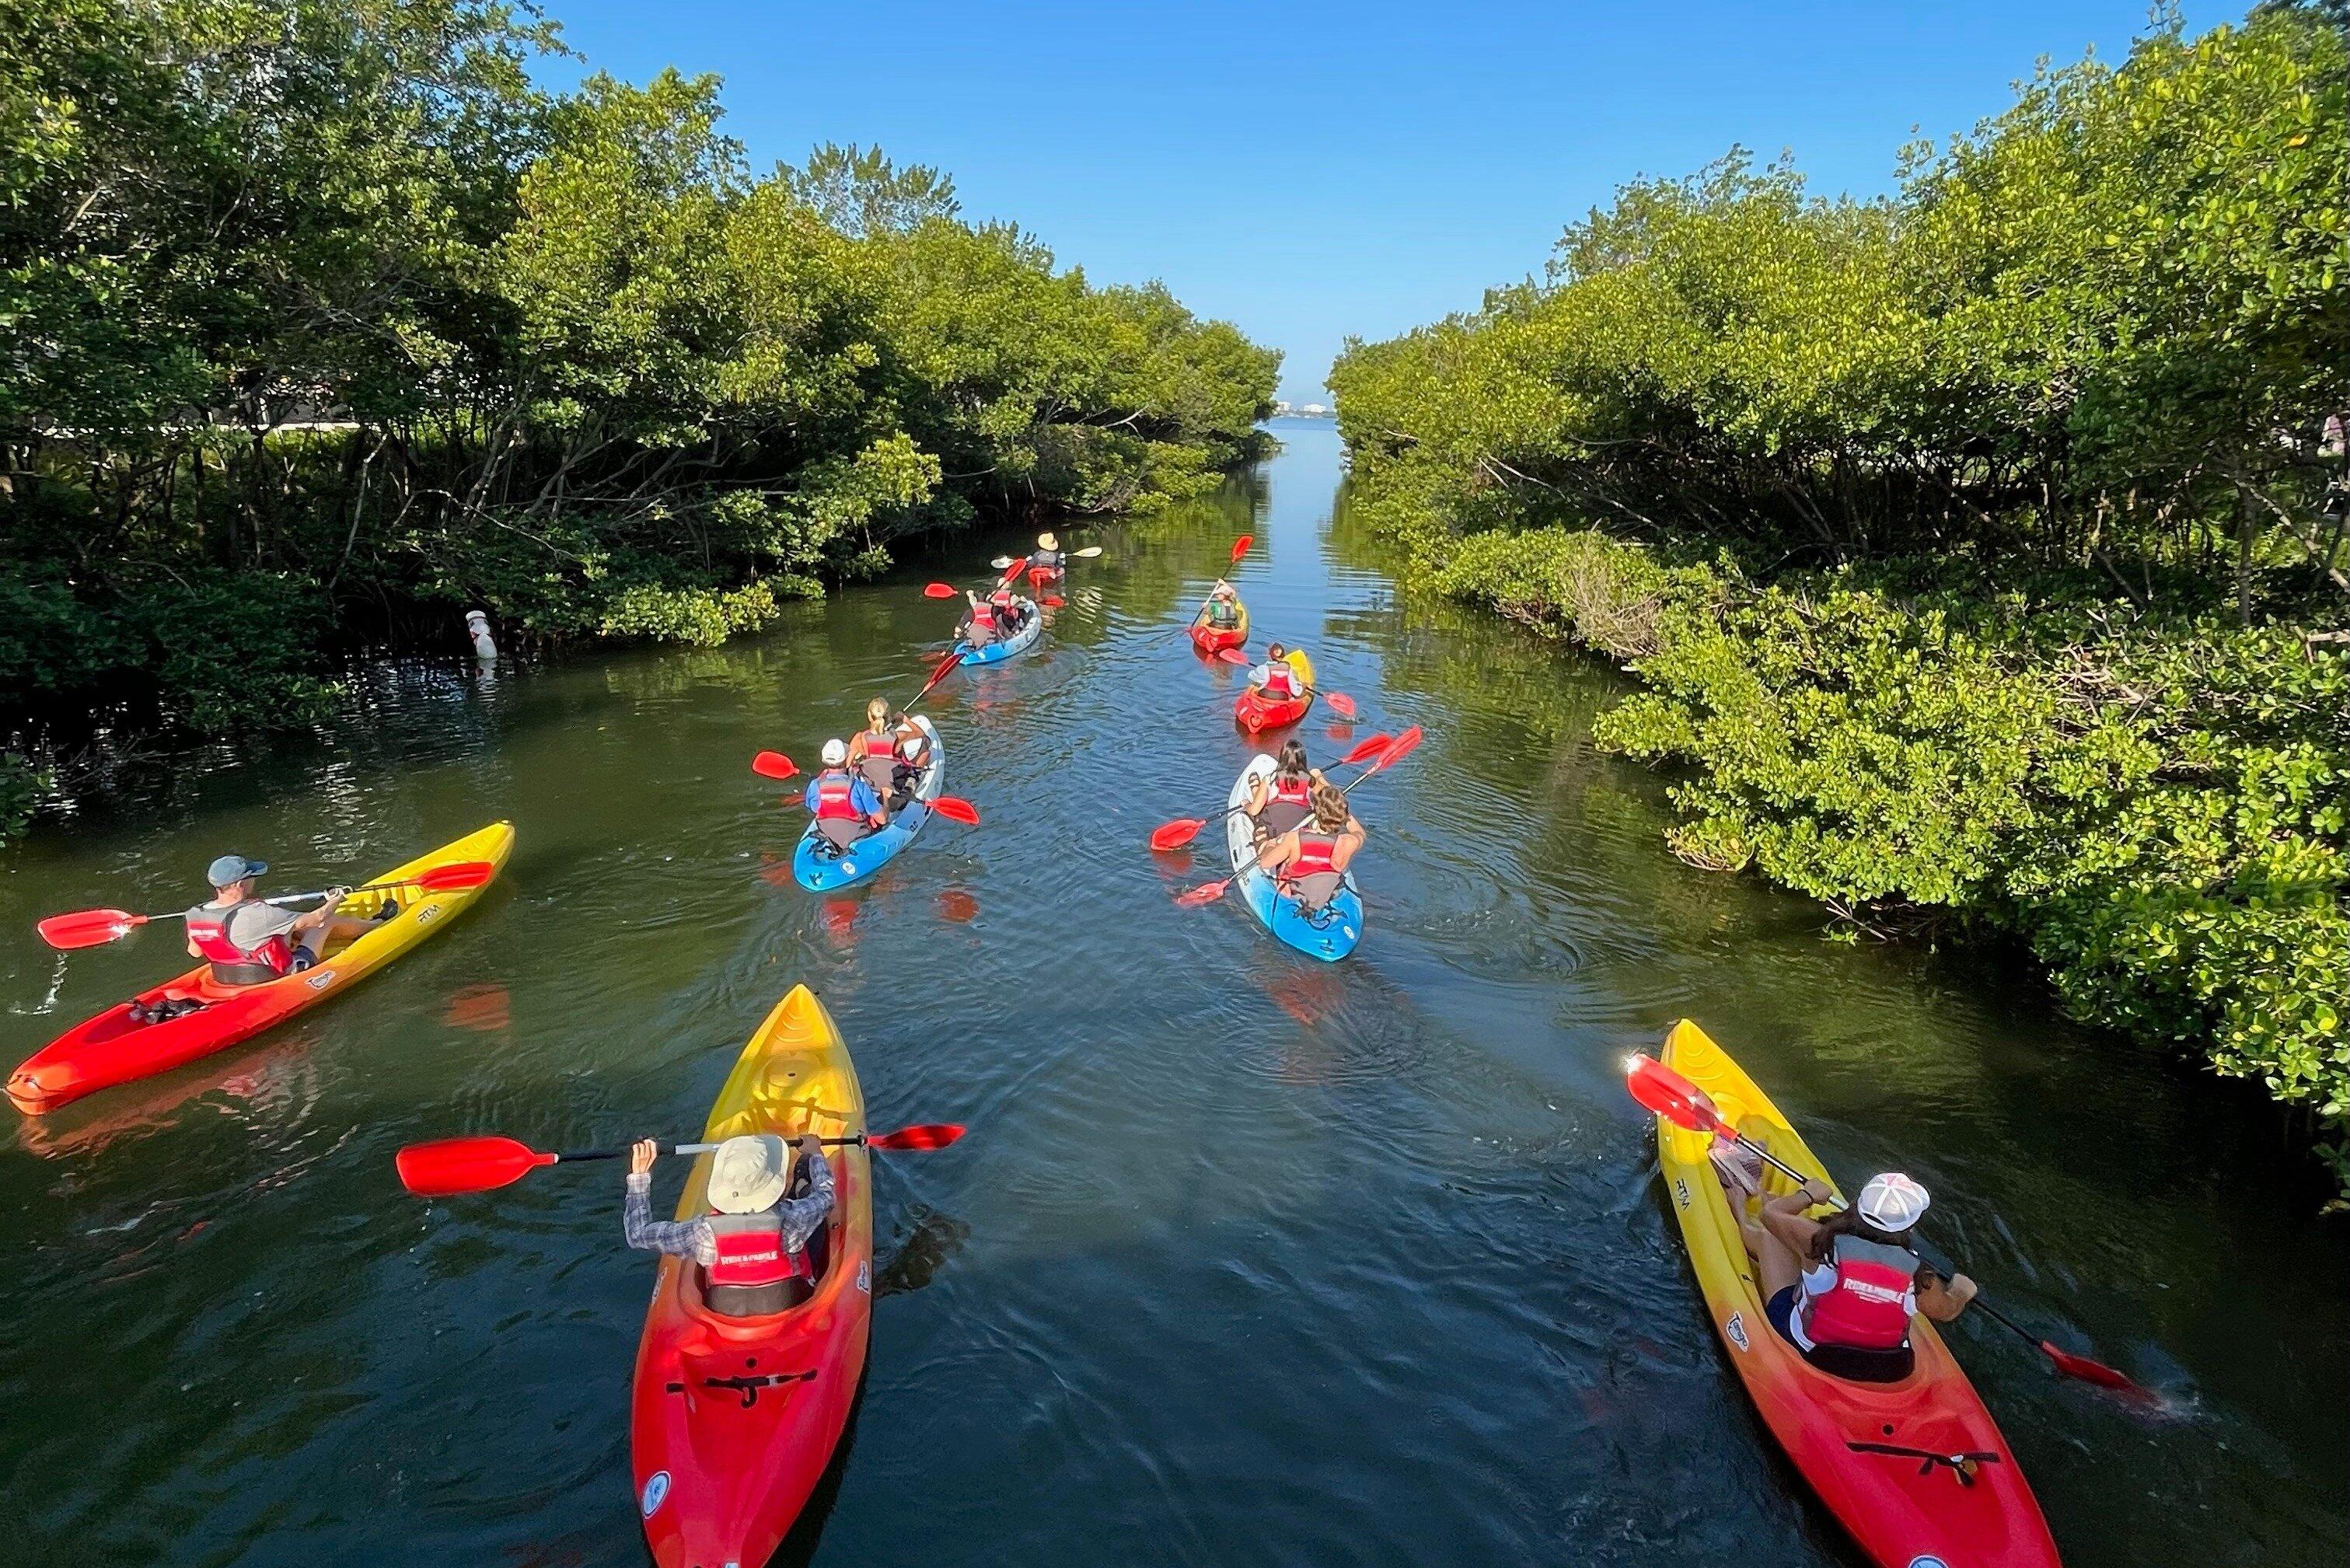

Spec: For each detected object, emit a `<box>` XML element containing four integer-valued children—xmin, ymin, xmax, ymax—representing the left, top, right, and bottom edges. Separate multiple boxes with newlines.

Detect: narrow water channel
<box><xmin>2</xmin><ymin>422</ymin><xmax>2342</xmax><ymax>1567</ymax></box>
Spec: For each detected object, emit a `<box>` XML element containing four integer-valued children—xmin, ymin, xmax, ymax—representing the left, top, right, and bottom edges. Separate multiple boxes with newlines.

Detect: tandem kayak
<box><xmin>631</xmin><ymin>983</ymin><xmax>872</xmax><ymax>1568</ymax></box>
<box><xmin>792</xmin><ymin>716</ymin><xmax>944</xmax><ymax>891</ymax></box>
<box><xmin>1225</xmin><ymin>755</ymin><xmax>1362</xmax><ymax>962</ymax></box>
<box><xmin>8</xmin><ymin>821</ymin><xmax>513</xmax><ymax>1116</ymax></box>
<box><xmin>1233</xmin><ymin>648</ymin><xmax>1314</xmax><ymax>733</ymax></box>
<box><xmin>954</xmin><ymin>600</ymin><xmax>1042</xmax><ymax>665</ymax></box>
<box><xmin>1653</xmin><ymin>1020</ymin><xmax>2059</xmax><ymax>1568</ymax></box>
<box><xmin>1189</xmin><ymin>599</ymin><xmax>1249</xmax><ymax>655</ymax></box>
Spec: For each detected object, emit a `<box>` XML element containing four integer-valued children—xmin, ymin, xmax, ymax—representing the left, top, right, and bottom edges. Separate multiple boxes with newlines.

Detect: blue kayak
<box><xmin>953</xmin><ymin>600</ymin><xmax>1043</xmax><ymax>665</ymax></box>
<box><xmin>1225</xmin><ymin>755</ymin><xmax>1363</xmax><ymax>962</ymax></box>
<box><xmin>792</xmin><ymin>716</ymin><xmax>945</xmax><ymax>891</ymax></box>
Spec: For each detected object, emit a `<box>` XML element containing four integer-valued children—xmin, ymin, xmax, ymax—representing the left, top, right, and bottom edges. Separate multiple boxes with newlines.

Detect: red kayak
<box><xmin>1234</xmin><ymin>648</ymin><xmax>1315</xmax><ymax>734</ymax></box>
<box><xmin>1189</xmin><ymin>595</ymin><xmax>1249</xmax><ymax>655</ymax></box>
<box><xmin>631</xmin><ymin>983</ymin><xmax>872</xmax><ymax>1566</ymax></box>
<box><xmin>1025</xmin><ymin>564</ymin><xmax>1063</xmax><ymax>587</ymax></box>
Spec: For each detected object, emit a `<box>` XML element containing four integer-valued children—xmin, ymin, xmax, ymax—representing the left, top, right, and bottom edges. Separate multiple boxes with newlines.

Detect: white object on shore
<box><xmin>465</xmin><ymin>609</ymin><xmax>498</xmax><ymax>662</ymax></box>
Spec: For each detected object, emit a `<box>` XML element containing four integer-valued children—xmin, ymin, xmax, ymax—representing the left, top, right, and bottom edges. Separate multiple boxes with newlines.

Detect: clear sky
<box><xmin>534</xmin><ymin>1</ymin><xmax>2229</xmax><ymax>402</ymax></box>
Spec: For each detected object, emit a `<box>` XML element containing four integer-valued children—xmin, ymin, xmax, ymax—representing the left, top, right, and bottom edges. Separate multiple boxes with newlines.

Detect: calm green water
<box><xmin>2</xmin><ymin>421</ymin><xmax>2343</xmax><ymax>1566</ymax></box>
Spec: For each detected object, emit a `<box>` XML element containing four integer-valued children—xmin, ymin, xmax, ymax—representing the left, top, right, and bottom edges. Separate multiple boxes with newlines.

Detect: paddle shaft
<box><xmin>556</xmin><ymin>1134</ymin><xmax>870</xmax><ymax>1165</ymax></box>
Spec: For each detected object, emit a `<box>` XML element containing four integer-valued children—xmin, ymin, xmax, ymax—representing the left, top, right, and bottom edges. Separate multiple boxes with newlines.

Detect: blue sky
<box><xmin>536</xmin><ymin>1</ymin><xmax>2228</xmax><ymax>401</ymax></box>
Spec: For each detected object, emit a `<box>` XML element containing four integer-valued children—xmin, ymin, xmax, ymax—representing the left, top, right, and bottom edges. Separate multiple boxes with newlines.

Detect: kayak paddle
<box><xmin>1622</xmin><ymin>1051</ymin><xmax>2152</xmax><ymax>1399</ymax></box>
<box><xmin>990</xmin><ymin>545</ymin><xmax>1103</xmax><ymax>572</ymax></box>
<box><xmin>395</xmin><ymin>1124</ymin><xmax>967</xmax><ymax>1196</ymax></box>
<box><xmin>756</xmin><ymin>751</ymin><xmax>977</xmax><ymax>824</ymax></box>
<box><xmin>923</xmin><ymin>583</ymin><xmax>960</xmax><ymax>598</ymax></box>
<box><xmin>1148</xmin><ymin>732</ymin><xmax>1392</xmax><ymax>851</ymax></box>
<box><xmin>1163</xmin><ymin>535</ymin><xmax>1254</xmax><ymax>642</ymax></box>
<box><xmin>1213</xmin><ymin>648</ymin><xmax>1357</xmax><ymax>718</ymax></box>
<box><xmin>36</xmin><ymin>861</ymin><xmax>498</xmax><ymax>952</ymax></box>
<box><xmin>1174</xmin><ymin>726</ymin><xmax>1421</xmax><ymax>906</ymax></box>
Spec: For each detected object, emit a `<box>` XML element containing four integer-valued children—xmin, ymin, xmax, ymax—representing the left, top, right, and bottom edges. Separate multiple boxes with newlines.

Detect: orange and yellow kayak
<box><xmin>9</xmin><ymin>822</ymin><xmax>513</xmax><ymax>1115</ymax></box>
<box><xmin>630</xmin><ymin>983</ymin><xmax>873</xmax><ymax>1566</ymax></box>
<box><xmin>1654</xmin><ymin>1020</ymin><xmax>2061</xmax><ymax>1568</ymax></box>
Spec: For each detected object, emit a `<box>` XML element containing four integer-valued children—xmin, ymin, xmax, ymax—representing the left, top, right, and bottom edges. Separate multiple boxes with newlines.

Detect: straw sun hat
<box><xmin>707</xmin><ymin>1134</ymin><xmax>790</xmax><ymax>1214</ymax></box>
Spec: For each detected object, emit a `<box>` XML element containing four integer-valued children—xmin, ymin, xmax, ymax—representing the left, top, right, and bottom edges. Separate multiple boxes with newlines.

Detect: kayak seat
<box><xmin>1804</xmin><ymin>1340</ymin><xmax>1916</xmax><ymax>1384</ymax></box>
<box><xmin>705</xmin><ymin>1276</ymin><xmax>814</xmax><ymax>1317</ymax></box>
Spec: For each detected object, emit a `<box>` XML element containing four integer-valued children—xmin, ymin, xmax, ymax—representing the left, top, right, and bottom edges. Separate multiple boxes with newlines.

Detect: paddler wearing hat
<box><xmin>624</xmin><ymin>1132</ymin><xmax>836</xmax><ymax>1315</ymax></box>
<box><xmin>1024</xmin><ymin>531</ymin><xmax>1067</xmax><ymax>579</ymax></box>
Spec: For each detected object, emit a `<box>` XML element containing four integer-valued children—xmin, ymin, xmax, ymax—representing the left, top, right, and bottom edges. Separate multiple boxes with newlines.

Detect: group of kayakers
<box><xmin>1241</xmin><ymin>736</ymin><xmax>1364</xmax><ymax>914</ymax></box>
<box><xmin>805</xmin><ymin>697</ymin><xmax>934</xmax><ymax>852</ymax></box>
<box><xmin>958</xmin><ymin>531</ymin><xmax>1061</xmax><ymax>651</ymax></box>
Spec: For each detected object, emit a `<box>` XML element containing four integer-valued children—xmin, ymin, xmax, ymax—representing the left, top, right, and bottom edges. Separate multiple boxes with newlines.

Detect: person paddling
<box><xmin>805</xmin><ymin>739</ymin><xmax>887</xmax><ymax>851</ymax></box>
<box><xmin>1025</xmin><ymin>531</ymin><xmax>1067</xmax><ymax>579</ymax></box>
<box><xmin>624</xmin><ymin>1133</ymin><xmax>836</xmax><ymax>1315</ymax></box>
<box><xmin>986</xmin><ymin>582</ymin><xmax>1027</xmax><ymax>634</ymax></box>
<box><xmin>1246</xmin><ymin>738</ymin><xmax>1323</xmax><ymax>841</ymax></box>
<box><xmin>1743</xmin><ymin>1170</ymin><xmax>1977</xmax><ymax>1380</ymax></box>
<box><xmin>848</xmin><ymin>698</ymin><xmax>905</xmax><ymax>809</ymax></box>
<box><xmin>961</xmin><ymin>591</ymin><xmax>999</xmax><ymax>650</ymax></box>
<box><xmin>1200</xmin><ymin>579</ymin><xmax>1243</xmax><ymax>632</ymax></box>
<box><xmin>1248</xmin><ymin>641</ymin><xmax>1302</xmax><ymax>702</ymax></box>
<box><xmin>1257</xmin><ymin>781</ymin><xmax>1362</xmax><ymax>912</ymax></box>
<box><xmin>183</xmin><ymin>854</ymin><xmax>383</xmax><ymax>987</ymax></box>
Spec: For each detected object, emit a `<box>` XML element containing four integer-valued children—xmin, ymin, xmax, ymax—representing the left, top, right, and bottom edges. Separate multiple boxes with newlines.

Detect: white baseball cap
<box><xmin>1857</xmin><ymin>1172</ymin><xmax>1931</xmax><ymax>1231</ymax></box>
<box><xmin>820</xmin><ymin>739</ymin><xmax>848</xmax><ymax>766</ymax></box>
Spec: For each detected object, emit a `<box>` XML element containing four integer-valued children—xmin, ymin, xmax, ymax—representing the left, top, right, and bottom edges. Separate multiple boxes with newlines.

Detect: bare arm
<box><xmin>1758</xmin><ymin>1182</ymin><xmax>1828</xmax><ymax>1255</ymax></box>
<box><xmin>1917</xmin><ymin>1268</ymin><xmax>1977</xmax><ymax>1322</ymax></box>
<box><xmin>1326</xmin><ymin>819</ymin><xmax>1366</xmax><ymax>872</ymax></box>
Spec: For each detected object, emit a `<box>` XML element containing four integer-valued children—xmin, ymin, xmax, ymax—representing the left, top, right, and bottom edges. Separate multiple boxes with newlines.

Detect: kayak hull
<box><xmin>1025</xmin><ymin>564</ymin><xmax>1063</xmax><ymax>587</ymax></box>
<box><xmin>631</xmin><ymin>984</ymin><xmax>872</xmax><ymax>1568</ymax></box>
<box><xmin>954</xmin><ymin>602</ymin><xmax>1042</xmax><ymax>665</ymax></box>
<box><xmin>1234</xmin><ymin>648</ymin><xmax>1314</xmax><ymax>733</ymax></box>
<box><xmin>8</xmin><ymin>822</ymin><xmax>513</xmax><ymax>1116</ymax></box>
<box><xmin>1654</xmin><ymin>1020</ymin><xmax>2060</xmax><ymax>1568</ymax></box>
<box><xmin>793</xmin><ymin>716</ymin><xmax>944</xmax><ymax>891</ymax></box>
<box><xmin>1227</xmin><ymin>755</ymin><xmax>1363</xmax><ymax>962</ymax></box>
<box><xmin>1189</xmin><ymin>599</ymin><xmax>1248</xmax><ymax>655</ymax></box>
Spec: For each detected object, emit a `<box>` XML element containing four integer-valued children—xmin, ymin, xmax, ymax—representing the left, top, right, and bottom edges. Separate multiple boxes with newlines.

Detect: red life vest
<box><xmin>1259</xmin><ymin>662</ymin><xmax>1297</xmax><ymax>698</ymax></box>
<box><xmin>705</xmin><ymin>1212</ymin><xmax>814</xmax><ymax>1290</ymax></box>
<box><xmin>812</xmin><ymin>769</ymin><xmax>863</xmax><ymax>822</ymax></box>
<box><xmin>183</xmin><ymin>898</ymin><xmax>293</xmax><ymax>986</ymax></box>
<box><xmin>969</xmin><ymin>602</ymin><xmax>995</xmax><ymax>630</ymax></box>
<box><xmin>1269</xmin><ymin>773</ymin><xmax>1314</xmax><ymax>809</ymax></box>
<box><xmin>1289</xmin><ymin>829</ymin><xmax>1341</xmax><ymax>878</ymax></box>
<box><xmin>854</xmin><ymin>731</ymin><xmax>896</xmax><ymax>787</ymax></box>
<box><xmin>1798</xmin><ymin>1234</ymin><xmax>1919</xmax><ymax>1351</ymax></box>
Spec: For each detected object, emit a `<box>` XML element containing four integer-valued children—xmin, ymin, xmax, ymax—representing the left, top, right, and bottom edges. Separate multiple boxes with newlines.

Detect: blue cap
<box><xmin>207</xmin><ymin>854</ymin><xmax>267</xmax><ymax>887</ymax></box>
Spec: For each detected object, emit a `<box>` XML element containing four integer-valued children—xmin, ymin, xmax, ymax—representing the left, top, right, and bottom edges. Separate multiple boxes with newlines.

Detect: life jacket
<box><xmin>1797</xmin><ymin>1234</ymin><xmax>1919</xmax><ymax>1352</ymax></box>
<box><xmin>1206</xmin><ymin>599</ymin><xmax>1240</xmax><ymax>627</ymax></box>
<box><xmin>966</xmin><ymin>602</ymin><xmax>996</xmax><ymax>637</ymax></box>
<box><xmin>183</xmin><ymin>898</ymin><xmax>293</xmax><ymax>986</ymax></box>
<box><xmin>1258</xmin><ymin>661</ymin><xmax>1297</xmax><ymax>699</ymax></box>
<box><xmin>1028</xmin><ymin>550</ymin><xmax>1064</xmax><ymax>572</ymax></box>
<box><xmin>854</xmin><ymin>729</ymin><xmax>898</xmax><ymax>790</ymax></box>
<box><xmin>1262</xmin><ymin>770</ymin><xmax>1314</xmax><ymax>835</ymax></box>
<box><xmin>812</xmin><ymin>769</ymin><xmax>864</xmax><ymax>822</ymax></box>
<box><xmin>1285</xmin><ymin>828</ymin><xmax>1345</xmax><ymax>910</ymax></box>
<box><xmin>704</xmin><ymin>1210</ymin><xmax>815</xmax><ymax>1316</ymax></box>
<box><xmin>989</xmin><ymin>591</ymin><xmax>1019</xmax><ymax>622</ymax></box>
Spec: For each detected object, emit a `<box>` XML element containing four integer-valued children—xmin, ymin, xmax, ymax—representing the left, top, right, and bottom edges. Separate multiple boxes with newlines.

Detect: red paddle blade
<box><xmin>1340</xmin><ymin>732</ymin><xmax>1392</xmax><ymax>765</ymax></box>
<box><xmin>1227</xmin><ymin>534</ymin><xmax>1252</xmax><ymax>564</ymax></box>
<box><xmin>924</xmin><ymin>582</ymin><xmax>959</xmax><ymax>598</ymax></box>
<box><xmin>866</xmin><ymin>1122</ymin><xmax>965</xmax><ymax>1151</ymax></box>
<box><xmin>1374</xmin><ymin>725</ymin><xmax>1423</xmax><ymax>770</ymax></box>
<box><xmin>752</xmin><ymin>750</ymin><xmax>798</xmax><ymax>781</ymax></box>
<box><xmin>1324</xmin><ymin>691</ymin><xmax>1358</xmax><ymax>718</ymax></box>
<box><xmin>1214</xmin><ymin>648</ymin><xmax>1249</xmax><ymax>665</ymax></box>
<box><xmin>1624</xmin><ymin>1053</ymin><xmax>1723</xmax><ymax>1133</ymax></box>
<box><xmin>1150</xmin><ymin>819</ymin><xmax>1206</xmax><ymax>851</ymax></box>
<box><xmin>1174</xmin><ymin>878</ymin><xmax>1231</xmax><ymax>907</ymax></box>
<box><xmin>411</xmin><ymin>861</ymin><xmax>497</xmax><ymax>893</ymax></box>
<box><xmin>35</xmin><ymin>908</ymin><xmax>148</xmax><ymax>951</ymax></box>
<box><xmin>1042</xmin><ymin>595</ymin><xmax>1065</xmax><ymax>608</ymax></box>
<box><xmin>395</xmin><ymin>1135</ymin><xmax>555</xmax><ymax>1196</ymax></box>
<box><xmin>930</xmin><ymin>796</ymin><xmax>980</xmax><ymax>826</ymax></box>
<box><xmin>2037</xmin><ymin>1340</ymin><xmax>2148</xmax><ymax>1394</ymax></box>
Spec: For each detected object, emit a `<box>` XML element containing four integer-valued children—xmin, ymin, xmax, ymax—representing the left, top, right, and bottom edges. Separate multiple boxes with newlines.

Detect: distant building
<box><xmin>1299</xmin><ymin>403</ymin><xmax>1329</xmax><ymax>417</ymax></box>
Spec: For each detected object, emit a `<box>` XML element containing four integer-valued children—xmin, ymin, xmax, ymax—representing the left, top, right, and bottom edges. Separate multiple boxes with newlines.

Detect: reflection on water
<box><xmin>0</xmin><ymin>424</ymin><xmax>2342</xmax><ymax>1568</ymax></box>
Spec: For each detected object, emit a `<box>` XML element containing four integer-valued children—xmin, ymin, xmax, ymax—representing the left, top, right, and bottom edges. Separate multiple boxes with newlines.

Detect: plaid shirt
<box><xmin>623</xmin><ymin>1153</ymin><xmax>834</xmax><ymax>1266</ymax></box>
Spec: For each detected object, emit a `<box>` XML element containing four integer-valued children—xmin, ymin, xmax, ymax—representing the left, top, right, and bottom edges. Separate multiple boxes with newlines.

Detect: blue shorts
<box><xmin>1765</xmin><ymin>1285</ymin><xmax>1803</xmax><ymax>1346</ymax></box>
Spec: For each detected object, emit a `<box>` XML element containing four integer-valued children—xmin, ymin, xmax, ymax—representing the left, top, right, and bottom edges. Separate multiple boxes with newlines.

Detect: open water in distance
<box><xmin>2</xmin><ymin>421</ymin><xmax>2343</xmax><ymax>1566</ymax></box>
